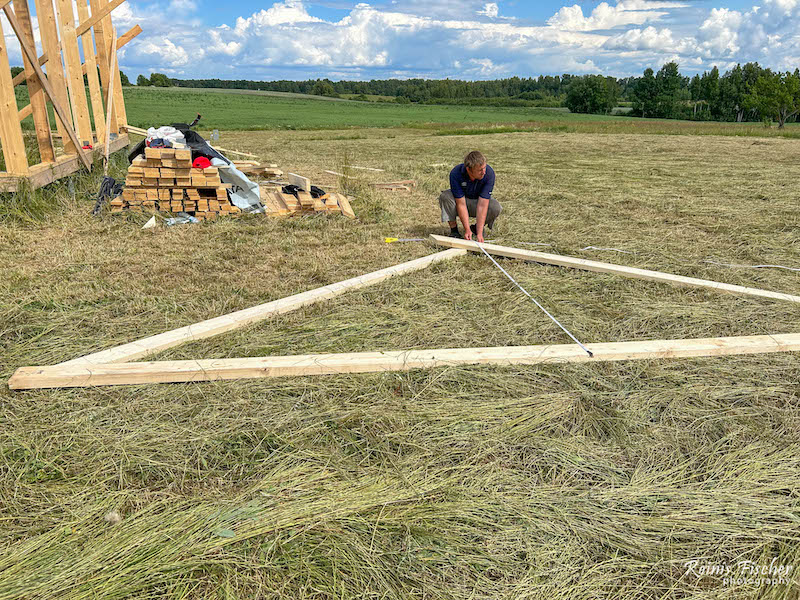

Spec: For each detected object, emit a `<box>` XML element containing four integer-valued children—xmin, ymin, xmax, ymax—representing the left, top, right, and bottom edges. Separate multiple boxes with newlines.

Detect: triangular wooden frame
<box><xmin>8</xmin><ymin>238</ymin><xmax>800</xmax><ymax>389</ymax></box>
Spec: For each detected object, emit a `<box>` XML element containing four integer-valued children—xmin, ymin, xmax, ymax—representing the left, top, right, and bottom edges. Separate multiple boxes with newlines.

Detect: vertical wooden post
<box><xmin>0</xmin><ymin>19</ymin><xmax>29</xmax><ymax>174</ymax></box>
<box><xmin>75</xmin><ymin>0</ymin><xmax>105</xmax><ymax>144</ymax></box>
<box><xmin>108</xmin><ymin>32</ymin><xmax>126</xmax><ymax>128</ymax></box>
<box><xmin>89</xmin><ymin>0</ymin><xmax>117</xmax><ymax>133</ymax></box>
<box><xmin>34</xmin><ymin>0</ymin><xmax>75</xmax><ymax>154</ymax></box>
<box><xmin>54</xmin><ymin>0</ymin><xmax>94</xmax><ymax>146</ymax></box>
<box><xmin>13</xmin><ymin>0</ymin><xmax>55</xmax><ymax>163</ymax></box>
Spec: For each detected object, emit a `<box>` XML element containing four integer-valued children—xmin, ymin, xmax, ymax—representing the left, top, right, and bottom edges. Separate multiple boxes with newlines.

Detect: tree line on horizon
<box><xmin>15</xmin><ymin>61</ymin><xmax>795</xmax><ymax>127</ymax></box>
<box><xmin>161</xmin><ymin>63</ymin><xmax>799</xmax><ymax>126</ymax></box>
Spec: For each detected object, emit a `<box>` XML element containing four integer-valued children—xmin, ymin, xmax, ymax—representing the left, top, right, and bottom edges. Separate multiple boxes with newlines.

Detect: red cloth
<box><xmin>192</xmin><ymin>156</ymin><xmax>211</xmax><ymax>169</ymax></box>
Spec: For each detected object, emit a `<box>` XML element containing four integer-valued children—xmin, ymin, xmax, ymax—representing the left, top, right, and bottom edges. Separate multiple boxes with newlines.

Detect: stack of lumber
<box><xmin>259</xmin><ymin>189</ymin><xmax>355</xmax><ymax>219</ymax></box>
<box><xmin>112</xmin><ymin>148</ymin><xmax>240</xmax><ymax>220</ymax></box>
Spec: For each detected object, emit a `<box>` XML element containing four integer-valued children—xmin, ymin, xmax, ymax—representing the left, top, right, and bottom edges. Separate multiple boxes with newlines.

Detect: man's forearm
<box><xmin>455</xmin><ymin>197</ymin><xmax>470</xmax><ymax>230</ymax></box>
<box><xmin>475</xmin><ymin>197</ymin><xmax>489</xmax><ymax>233</ymax></box>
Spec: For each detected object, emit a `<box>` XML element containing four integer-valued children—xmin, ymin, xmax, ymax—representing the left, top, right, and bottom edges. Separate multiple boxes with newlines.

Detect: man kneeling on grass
<box><xmin>439</xmin><ymin>150</ymin><xmax>502</xmax><ymax>243</ymax></box>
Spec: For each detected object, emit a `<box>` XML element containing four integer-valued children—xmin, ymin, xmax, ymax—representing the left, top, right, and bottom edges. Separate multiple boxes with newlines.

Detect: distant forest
<box><xmin>140</xmin><ymin>62</ymin><xmax>800</xmax><ymax>125</ymax></box>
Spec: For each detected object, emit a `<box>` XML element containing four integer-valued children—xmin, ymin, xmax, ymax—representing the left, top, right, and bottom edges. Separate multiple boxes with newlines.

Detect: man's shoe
<box><xmin>449</xmin><ymin>228</ymin><xmax>463</xmax><ymax>239</ymax></box>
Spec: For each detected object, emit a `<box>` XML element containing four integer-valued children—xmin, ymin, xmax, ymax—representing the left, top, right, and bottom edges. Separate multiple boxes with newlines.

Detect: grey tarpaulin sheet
<box><xmin>211</xmin><ymin>158</ymin><xmax>264</xmax><ymax>214</ymax></box>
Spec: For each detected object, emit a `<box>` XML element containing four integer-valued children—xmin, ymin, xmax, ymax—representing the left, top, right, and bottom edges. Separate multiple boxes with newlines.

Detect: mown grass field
<box><xmin>1</xmin><ymin>97</ymin><xmax>800</xmax><ymax>598</ymax></box>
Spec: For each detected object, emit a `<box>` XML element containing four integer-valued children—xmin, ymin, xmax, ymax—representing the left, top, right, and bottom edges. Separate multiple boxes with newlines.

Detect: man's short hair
<box><xmin>464</xmin><ymin>151</ymin><xmax>486</xmax><ymax>170</ymax></box>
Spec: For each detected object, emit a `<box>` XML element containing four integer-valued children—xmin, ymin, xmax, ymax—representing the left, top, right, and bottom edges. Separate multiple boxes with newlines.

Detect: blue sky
<box><xmin>9</xmin><ymin>0</ymin><xmax>800</xmax><ymax>81</ymax></box>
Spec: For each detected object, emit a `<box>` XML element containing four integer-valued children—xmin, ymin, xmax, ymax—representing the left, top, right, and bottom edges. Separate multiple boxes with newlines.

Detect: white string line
<box><xmin>477</xmin><ymin>243</ymin><xmax>594</xmax><ymax>358</ymax></box>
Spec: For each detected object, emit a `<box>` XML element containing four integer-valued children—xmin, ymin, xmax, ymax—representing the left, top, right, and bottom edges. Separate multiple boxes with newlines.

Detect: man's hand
<box><xmin>464</xmin><ymin>229</ymin><xmax>472</xmax><ymax>241</ymax></box>
<box><xmin>476</xmin><ymin>232</ymin><xmax>484</xmax><ymax>243</ymax></box>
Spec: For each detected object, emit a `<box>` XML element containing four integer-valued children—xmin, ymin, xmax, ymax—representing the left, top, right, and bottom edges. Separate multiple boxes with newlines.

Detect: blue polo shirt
<box><xmin>449</xmin><ymin>163</ymin><xmax>495</xmax><ymax>200</ymax></box>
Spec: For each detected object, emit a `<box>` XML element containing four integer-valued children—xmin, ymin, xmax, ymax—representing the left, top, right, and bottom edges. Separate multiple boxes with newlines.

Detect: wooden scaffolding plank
<box><xmin>89</xmin><ymin>0</ymin><xmax>117</xmax><ymax>133</ymax></box>
<box><xmin>13</xmin><ymin>0</ymin><xmax>55</xmax><ymax>162</ymax></box>
<box><xmin>33</xmin><ymin>0</ymin><xmax>75</xmax><ymax>154</ymax></box>
<box><xmin>0</xmin><ymin>18</ymin><xmax>29</xmax><ymax>174</ymax></box>
<box><xmin>54</xmin><ymin>0</ymin><xmax>94</xmax><ymax>146</ymax></box>
<box><xmin>75</xmin><ymin>0</ymin><xmax>105</xmax><ymax>145</ymax></box>
<box><xmin>11</xmin><ymin>333</ymin><xmax>800</xmax><ymax>390</ymax></box>
<box><xmin>431</xmin><ymin>235</ymin><xmax>800</xmax><ymax>304</ymax></box>
<box><xmin>57</xmin><ymin>249</ymin><xmax>468</xmax><ymax>366</ymax></box>
<box><xmin>3</xmin><ymin>4</ymin><xmax>91</xmax><ymax>170</ymax></box>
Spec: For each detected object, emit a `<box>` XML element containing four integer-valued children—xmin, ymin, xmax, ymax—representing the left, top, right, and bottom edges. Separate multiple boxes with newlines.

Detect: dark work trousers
<box><xmin>438</xmin><ymin>190</ymin><xmax>502</xmax><ymax>229</ymax></box>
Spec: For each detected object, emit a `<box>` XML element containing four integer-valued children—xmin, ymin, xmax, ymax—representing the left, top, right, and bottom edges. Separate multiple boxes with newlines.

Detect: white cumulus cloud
<box><xmin>477</xmin><ymin>3</ymin><xmax>499</xmax><ymax>18</ymax></box>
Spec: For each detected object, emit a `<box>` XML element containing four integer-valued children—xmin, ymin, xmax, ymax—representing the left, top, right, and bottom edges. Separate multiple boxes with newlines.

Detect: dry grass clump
<box><xmin>0</xmin><ymin>126</ymin><xmax>798</xmax><ymax>598</ymax></box>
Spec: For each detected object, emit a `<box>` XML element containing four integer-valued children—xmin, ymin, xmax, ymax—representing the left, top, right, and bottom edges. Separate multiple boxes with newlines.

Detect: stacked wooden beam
<box><xmin>259</xmin><ymin>189</ymin><xmax>356</xmax><ymax>219</ymax></box>
<box><xmin>112</xmin><ymin>147</ymin><xmax>240</xmax><ymax>220</ymax></box>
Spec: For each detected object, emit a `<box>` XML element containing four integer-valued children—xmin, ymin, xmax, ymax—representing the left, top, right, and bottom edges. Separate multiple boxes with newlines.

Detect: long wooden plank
<box><xmin>58</xmin><ymin>249</ymin><xmax>467</xmax><ymax>366</ymax></box>
<box><xmin>104</xmin><ymin>17</ymin><xmax>125</xmax><ymax>128</ymax></box>
<box><xmin>33</xmin><ymin>0</ymin><xmax>74</xmax><ymax>153</ymax></box>
<box><xmin>3</xmin><ymin>5</ymin><xmax>91</xmax><ymax>169</ymax></box>
<box><xmin>11</xmin><ymin>333</ymin><xmax>800</xmax><ymax>390</ymax></box>
<box><xmin>89</xmin><ymin>0</ymin><xmax>117</xmax><ymax>133</ymax></box>
<box><xmin>101</xmin><ymin>25</ymin><xmax>116</xmax><ymax>165</ymax></box>
<box><xmin>75</xmin><ymin>0</ymin><xmax>105</xmax><ymax>144</ymax></box>
<box><xmin>0</xmin><ymin>18</ymin><xmax>29</xmax><ymax>174</ymax></box>
<box><xmin>13</xmin><ymin>0</ymin><xmax>55</xmax><ymax>162</ymax></box>
<box><xmin>75</xmin><ymin>0</ymin><xmax>124</xmax><ymax>36</ymax></box>
<box><xmin>54</xmin><ymin>0</ymin><xmax>94</xmax><ymax>145</ymax></box>
<box><xmin>430</xmin><ymin>235</ymin><xmax>800</xmax><ymax>304</ymax></box>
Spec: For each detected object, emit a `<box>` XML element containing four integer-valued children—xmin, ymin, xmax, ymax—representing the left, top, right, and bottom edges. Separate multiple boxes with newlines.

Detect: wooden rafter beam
<box><xmin>57</xmin><ymin>249</ymin><xmax>467</xmax><ymax>366</ymax></box>
<box><xmin>115</xmin><ymin>24</ymin><xmax>142</xmax><ymax>50</ymax></box>
<box><xmin>12</xmin><ymin>24</ymin><xmax>141</xmax><ymax>88</ymax></box>
<box><xmin>75</xmin><ymin>0</ymin><xmax>124</xmax><ymax>36</ymax></box>
<box><xmin>81</xmin><ymin>25</ymin><xmax>140</xmax><ymax>77</ymax></box>
<box><xmin>430</xmin><ymin>235</ymin><xmax>800</xmax><ymax>304</ymax></box>
<box><xmin>11</xmin><ymin>52</ymin><xmax>49</xmax><ymax>87</ymax></box>
<box><xmin>10</xmin><ymin>333</ymin><xmax>800</xmax><ymax>390</ymax></box>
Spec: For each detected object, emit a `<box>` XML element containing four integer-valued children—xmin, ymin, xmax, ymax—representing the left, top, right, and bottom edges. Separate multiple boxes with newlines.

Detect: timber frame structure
<box><xmin>0</xmin><ymin>0</ymin><xmax>141</xmax><ymax>191</ymax></box>
<box><xmin>8</xmin><ymin>238</ymin><xmax>800</xmax><ymax>390</ymax></box>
